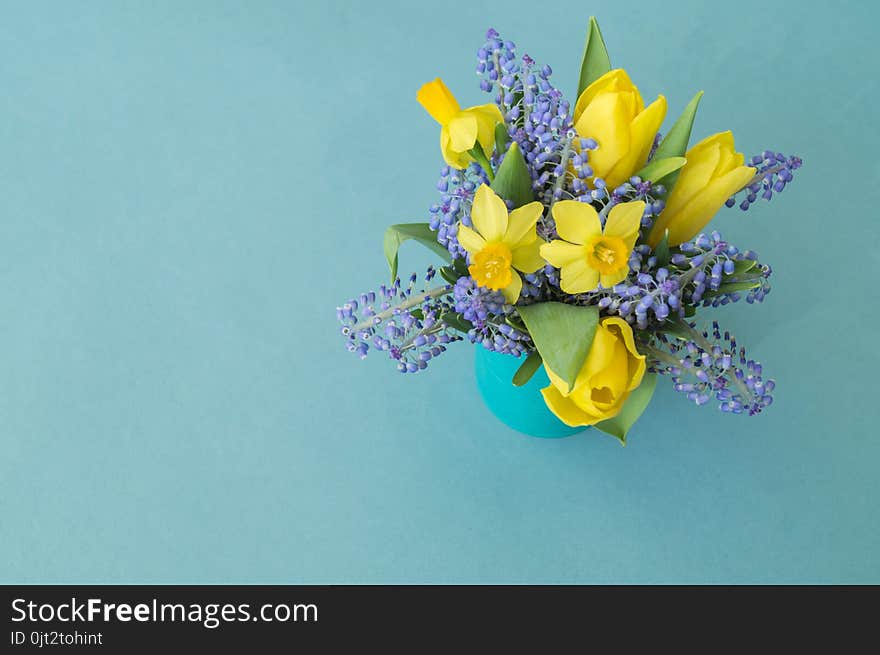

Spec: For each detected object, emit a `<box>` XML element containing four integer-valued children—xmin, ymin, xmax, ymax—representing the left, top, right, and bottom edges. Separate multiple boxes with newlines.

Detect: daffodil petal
<box><xmin>440</xmin><ymin>127</ymin><xmax>471</xmax><ymax>169</ymax></box>
<box><xmin>457</xmin><ymin>224</ymin><xmax>486</xmax><ymax>254</ymax></box>
<box><xmin>504</xmin><ymin>201</ymin><xmax>543</xmax><ymax>246</ymax></box>
<box><xmin>540</xmin><ymin>240</ymin><xmax>586</xmax><ymax>267</ymax></box>
<box><xmin>446</xmin><ymin>113</ymin><xmax>479</xmax><ymax>153</ymax></box>
<box><xmin>472</xmin><ymin>184</ymin><xmax>508</xmax><ymax>241</ymax></box>
<box><xmin>500</xmin><ymin>272</ymin><xmax>523</xmax><ymax>304</ymax></box>
<box><xmin>604</xmin><ymin>200</ymin><xmax>645</xmax><ymax>239</ymax></box>
<box><xmin>511</xmin><ymin>239</ymin><xmax>545</xmax><ymax>273</ymax></box>
<box><xmin>416</xmin><ymin>78</ymin><xmax>461</xmax><ymax>125</ymax></box>
<box><xmin>467</xmin><ymin>104</ymin><xmax>504</xmax><ymax>154</ymax></box>
<box><xmin>599</xmin><ymin>267</ymin><xmax>629</xmax><ymax>289</ymax></box>
<box><xmin>551</xmin><ymin>200</ymin><xmax>601</xmax><ymax>244</ymax></box>
<box><xmin>560</xmin><ymin>257</ymin><xmax>600</xmax><ymax>294</ymax></box>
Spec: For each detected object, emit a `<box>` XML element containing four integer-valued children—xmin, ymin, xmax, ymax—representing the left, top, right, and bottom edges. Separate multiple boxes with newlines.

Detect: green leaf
<box><xmin>439</xmin><ymin>266</ymin><xmax>459</xmax><ymax>285</ymax></box>
<box><xmin>658</xmin><ymin>319</ymin><xmax>694</xmax><ymax>341</ymax></box>
<box><xmin>731</xmin><ymin>259</ymin><xmax>758</xmax><ymax>275</ymax></box>
<box><xmin>494</xmin><ymin>122</ymin><xmax>510</xmax><ymax>157</ymax></box>
<box><xmin>684</xmin><ymin>304</ymin><xmax>696</xmax><ymax>318</ymax></box>
<box><xmin>517</xmin><ymin>302</ymin><xmax>599</xmax><ymax>392</ymax></box>
<box><xmin>467</xmin><ymin>141</ymin><xmax>495</xmax><ymax>183</ymax></box>
<box><xmin>652</xmin><ymin>90</ymin><xmax>703</xmax><ymax>190</ymax></box>
<box><xmin>576</xmin><ymin>16</ymin><xmax>612</xmax><ymax>100</ymax></box>
<box><xmin>701</xmin><ymin>279</ymin><xmax>762</xmax><ymax>298</ymax></box>
<box><xmin>383</xmin><ymin>223</ymin><xmax>452</xmax><ymax>282</ymax></box>
<box><xmin>594</xmin><ymin>374</ymin><xmax>657</xmax><ymax>445</ymax></box>
<box><xmin>512</xmin><ymin>351</ymin><xmax>542</xmax><ymax>387</ymax></box>
<box><xmin>440</xmin><ymin>311</ymin><xmax>473</xmax><ymax>334</ymax></box>
<box><xmin>452</xmin><ymin>257</ymin><xmax>469</xmax><ymax>277</ymax></box>
<box><xmin>653</xmin><ymin>230</ymin><xmax>671</xmax><ymax>266</ymax></box>
<box><xmin>490</xmin><ymin>141</ymin><xmax>534</xmax><ymax>208</ymax></box>
<box><xmin>636</xmin><ymin>156</ymin><xmax>687</xmax><ymax>184</ymax></box>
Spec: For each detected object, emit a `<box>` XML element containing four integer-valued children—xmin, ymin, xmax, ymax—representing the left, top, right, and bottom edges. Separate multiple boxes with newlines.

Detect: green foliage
<box><xmin>494</xmin><ymin>122</ymin><xmax>510</xmax><ymax>156</ymax></box>
<box><xmin>652</xmin><ymin>90</ymin><xmax>704</xmax><ymax>190</ymax></box>
<box><xmin>653</xmin><ymin>230</ymin><xmax>671</xmax><ymax>266</ymax></box>
<box><xmin>576</xmin><ymin>17</ymin><xmax>612</xmax><ymax>100</ymax></box>
<box><xmin>512</xmin><ymin>351</ymin><xmax>542</xmax><ymax>387</ymax></box>
<box><xmin>637</xmin><ymin>156</ymin><xmax>687</xmax><ymax>184</ymax></box>
<box><xmin>594</xmin><ymin>374</ymin><xmax>657</xmax><ymax>444</ymax></box>
<box><xmin>517</xmin><ymin>303</ymin><xmax>599</xmax><ymax>392</ymax></box>
<box><xmin>491</xmin><ymin>142</ymin><xmax>534</xmax><ymax>208</ymax></box>
<box><xmin>440</xmin><ymin>311</ymin><xmax>473</xmax><ymax>335</ymax></box>
<box><xmin>383</xmin><ymin>223</ymin><xmax>452</xmax><ymax>282</ymax></box>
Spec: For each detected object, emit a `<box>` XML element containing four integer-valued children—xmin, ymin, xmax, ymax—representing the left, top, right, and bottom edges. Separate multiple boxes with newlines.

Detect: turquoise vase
<box><xmin>474</xmin><ymin>346</ymin><xmax>586</xmax><ymax>438</ymax></box>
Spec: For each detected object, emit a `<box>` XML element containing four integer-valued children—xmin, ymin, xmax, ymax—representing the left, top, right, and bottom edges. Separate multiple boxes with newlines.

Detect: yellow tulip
<box><xmin>573</xmin><ymin>69</ymin><xmax>667</xmax><ymax>189</ymax></box>
<box><xmin>540</xmin><ymin>200</ymin><xmax>645</xmax><ymax>293</ymax></box>
<box><xmin>541</xmin><ymin>317</ymin><xmax>646</xmax><ymax>427</ymax></box>
<box><xmin>457</xmin><ymin>185</ymin><xmax>545</xmax><ymax>303</ymax></box>
<box><xmin>648</xmin><ymin>131</ymin><xmax>756</xmax><ymax>247</ymax></box>
<box><xmin>417</xmin><ymin>78</ymin><xmax>504</xmax><ymax>170</ymax></box>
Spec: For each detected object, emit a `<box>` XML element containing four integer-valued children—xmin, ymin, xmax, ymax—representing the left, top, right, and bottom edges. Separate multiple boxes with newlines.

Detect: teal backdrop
<box><xmin>1</xmin><ymin>0</ymin><xmax>878</xmax><ymax>583</ymax></box>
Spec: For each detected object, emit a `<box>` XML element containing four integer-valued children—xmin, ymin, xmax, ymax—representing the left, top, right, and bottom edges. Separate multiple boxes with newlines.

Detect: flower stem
<box><xmin>468</xmin><ymin>143</ymin><xmax>495</xmax><ymax>183</ymax></box>
<box><xmin>351</xmin><ymin>286</ymin><xmax>453</xmax><ymax>332</ymax></box>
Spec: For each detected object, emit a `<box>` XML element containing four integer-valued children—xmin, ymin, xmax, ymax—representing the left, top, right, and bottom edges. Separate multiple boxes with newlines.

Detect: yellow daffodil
<box><xmin>457</xmin><ymin>185</ymin><xmax>545</xmax><ymax>303</ymax></box>
<box><xmin>540</xmin><ymin>200</ymin><xmax>645</xmax><ymax>293</ymax></box>
<box><xmin>542</xmin><ymin>317</ymin><xmax>646</xmax><ymax>427</ymax></box>
<box><xmin>647</xmin><ymin>131</ymin><xmax>756</xmax><ymax>247</ymax></box>
<box><xmin>573</xmin><ymin>69</ymin><xmax>667</xmax><ymax>189</ymax></box>
<box><xmin>417</xmin><ymin>78</ymin><xmax>504</xmax><ymax>170</ymax></box>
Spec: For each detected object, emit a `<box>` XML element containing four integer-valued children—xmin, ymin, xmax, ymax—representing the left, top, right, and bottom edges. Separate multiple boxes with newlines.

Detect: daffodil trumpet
<box><xmin>338</xmin><ymin>20</ymin><xmax>802</xmax><ymax>442</ymax></box>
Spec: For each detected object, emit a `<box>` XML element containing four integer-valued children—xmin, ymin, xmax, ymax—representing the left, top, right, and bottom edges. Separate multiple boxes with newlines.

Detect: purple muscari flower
<box><xmin>725</xmin><ymin>150</ymin><xmax>802</xmax><ymax>211</ymax></box>
<box><xmin>336</xmin><ymin>267</ymin><xmax>463</xmax><ymax>373</ymax></box>
<box><xmin>671</xmin><ymin>231</ymin><xmax>772</xmax><ymax>308</ymax></box>
<box><xmin>648</xmin><ymin>322</ymin><xmax>775</xmax><ymax>416</ymax></box>
<box><xmin>452</xmin><ymin>276</ymin><xmax>533</xmax><ymax>357</ymax></box>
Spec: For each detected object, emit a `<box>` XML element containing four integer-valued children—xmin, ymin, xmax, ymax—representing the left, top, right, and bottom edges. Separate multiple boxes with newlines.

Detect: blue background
<box><xmin>1</xmin><ymin>0</ymin><xmax>878</xmax><ymax>583</ymax></box>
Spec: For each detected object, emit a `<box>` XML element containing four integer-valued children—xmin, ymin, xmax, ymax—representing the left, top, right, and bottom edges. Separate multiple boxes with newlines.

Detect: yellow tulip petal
<box><xmin>604</xmin><ymin>94</ymin><xmax>667</xmax><ymax>188</ymax></box>
<box><xmin>541</xmin><ymin>385</ymin><xmax>602</xmax><ymax>427</ymax></box>
<box><xmin>511</xmin><ymin>239</ymin><xmax>545</xmax><ymax>273</ymax></box>
<box><xmin>417</xmin><ymin>78</ymin><xmax>461</xmax><ymax>125</ymax></box>
<box><xmin>662</xmin><ymin>144</ymin><xmax>722</xmax><ymax>219</ymax></box>
<box><xmin>560</xmin><ymin>257</ymin><xmax>600</xmax><ymax>294</ymax></box>
<box><xmin>504</xmin><ymin>201</ymin><xmax>544</xmax><ymax>246</ymax></box>
<box><xmin>585</xmin><ymin>341</ymin><xmax>630</xmax><ymax>411</ymax></box>
<box><xmin>603</xmin><ymin>200</ymin><xmax>645</xmax><ymax>239</ymax></box>
<box><xmin>574</xmin><ymin>92</ymin><xmax>631</xmax><ymax>180</ymax></box>
<box><xmin>456</xmin><ymin>224</ymin><xmax>486</xmax><ymax>254</ymax></box>
<box><xmin>573</xmin><ymin>69</ymin><xmax>639</xmax><ymax>124</ymax></box>
<box><xmin>551</xmin><ymin>200</ymin><xmax>601</xmax><ymax>244</ymax></box>
<box><xmin>500</xmin><ymin>271</ymin><xmax>523</xmax><ymax>304</ymax></box>
<box><xmin>446</xmin><ymin>113</ymin><xmax>479</xmax><ymax>153</ymax></box>
<box><xmin>540</xmin><ymin>240</ymin><xmax>586</xmax><ymax>267</ymax></box>
<box><xmin>472</xmin><ymin>184</ymin><xmax>508</xmax><ymax>242</ymax></box>
<box><xmin>664</xmin><ymin>165</ymin><xmax>756</xmax><ymax>246</ymax></box>
<box><xmin>602</xmin><ymin>317</ymin><xmax>646</xmax><ymax>390</ymax></box>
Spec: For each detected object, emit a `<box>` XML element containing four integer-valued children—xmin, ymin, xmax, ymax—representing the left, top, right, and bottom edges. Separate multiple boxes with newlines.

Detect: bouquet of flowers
<box><xmin>336</xmin><ymin>18</ymin><xmax>801</xmax><ymax>442</ymax></box>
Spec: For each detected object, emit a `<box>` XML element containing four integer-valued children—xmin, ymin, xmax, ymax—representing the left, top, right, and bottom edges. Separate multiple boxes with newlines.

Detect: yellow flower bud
<box><xmin>541</xmin><ymin>317</ymin><xmax>646</xmax><ymax>427</ymax></box>
<box><xmin>648</xmin><ymin>131</ymin><xmax>756</xmax><ymax>247</ymax></box>
<box><xmin>417</xmin><ymin>78</ymin><xmax>503</xmax><ymax>169</ymax></box>
<box><xmin>573</xmin><ymin>69</ymin><xmax>666</xmax><ymax>189</ymax></box>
